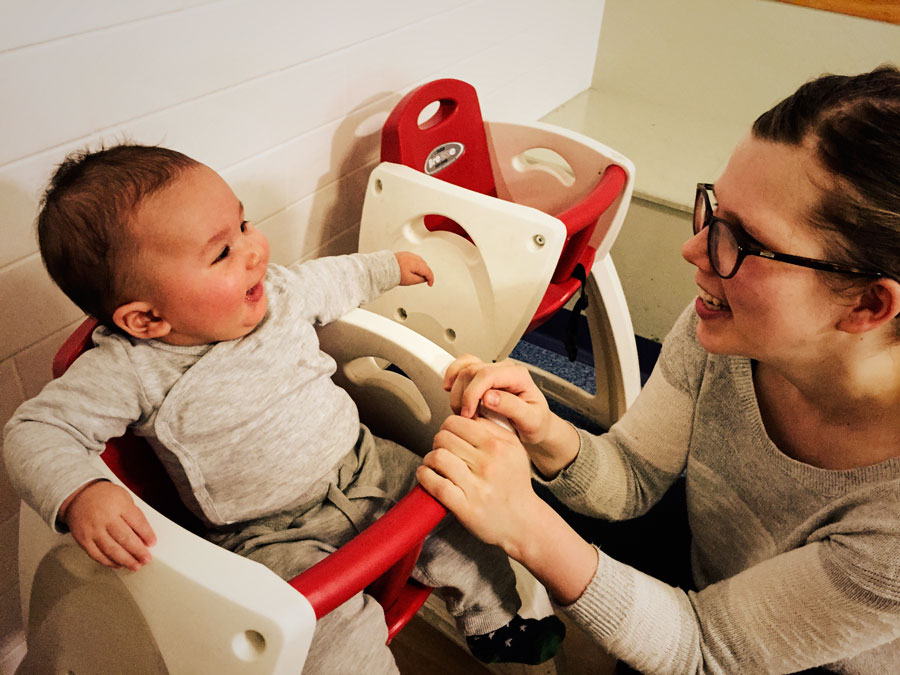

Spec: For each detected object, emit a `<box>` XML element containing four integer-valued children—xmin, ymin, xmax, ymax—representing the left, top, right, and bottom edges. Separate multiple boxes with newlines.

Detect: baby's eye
<box><xmin>240</xmin><ymin>220</ymin><xmax>249</xmax><ymax>233</ymax></box>
<box><xmin>213</xmin><ymin>245</ymin><xmax>230</xmax><ymax>264</ymax></box>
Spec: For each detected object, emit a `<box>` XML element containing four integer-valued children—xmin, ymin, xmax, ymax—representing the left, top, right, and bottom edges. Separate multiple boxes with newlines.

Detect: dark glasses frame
<box><xmin>694</xmin><ymin>183</ymin><xmax>884</xmax><ymax>280</ymax></box>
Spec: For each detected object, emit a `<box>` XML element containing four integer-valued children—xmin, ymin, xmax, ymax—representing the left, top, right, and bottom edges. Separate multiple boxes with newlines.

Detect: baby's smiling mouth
<box><xmin>698</xmin><ymin>286</ymin><xmax>730</xmax><ymax>310</ymax></box>
<box><xmin>245</xmin><ymin>281</ymin><xmax>263</xmax><ymax>302</ymax></box>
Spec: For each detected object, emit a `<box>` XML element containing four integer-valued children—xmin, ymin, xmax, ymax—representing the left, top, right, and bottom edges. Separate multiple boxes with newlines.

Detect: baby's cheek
<box><xmin>203</xmin><ymin>283</ymin><xmax>245</xmax><ymax>313</ymax></box>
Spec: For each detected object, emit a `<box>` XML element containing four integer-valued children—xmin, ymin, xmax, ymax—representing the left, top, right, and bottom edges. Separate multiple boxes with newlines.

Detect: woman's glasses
<box><xmin>693</xmin><ymin>183</ymin><xmax>884</xmax><ymax>280</ymax></box>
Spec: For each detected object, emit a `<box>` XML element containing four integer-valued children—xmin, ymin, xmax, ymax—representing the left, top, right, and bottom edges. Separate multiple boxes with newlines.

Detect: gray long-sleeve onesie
<box><xmin>4</xmin><ymin>251</ymin><xmax>401</xmax><ymax>529</ymax></box>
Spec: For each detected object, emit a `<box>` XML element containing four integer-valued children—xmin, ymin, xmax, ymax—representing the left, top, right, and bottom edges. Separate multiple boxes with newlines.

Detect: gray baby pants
<box><xmin>207</xmin><ymin>426</ymin><xmax>519</xmax><ymax>674</ymax></box>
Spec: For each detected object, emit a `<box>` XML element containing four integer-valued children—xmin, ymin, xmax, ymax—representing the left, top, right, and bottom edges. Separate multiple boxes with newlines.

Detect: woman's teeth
<box><xmin>699</xmin><ymin>287</ymin><xmax>730</xmax><ymax>310</ymax></box>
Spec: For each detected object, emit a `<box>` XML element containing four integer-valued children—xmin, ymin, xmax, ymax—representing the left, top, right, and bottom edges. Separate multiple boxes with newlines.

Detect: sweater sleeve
<box><xmin>286</xmin><ymin>250</ymin><xmax>400</xmax><ymax>325</ymax></box>
<box><xmin>550</xmin><ymin>303</ymin><xmax>900</xmax><ymax>671</ymax></box>
<box><xmin>538</xmin><ymin>304</ymin><xmax>704</xmax><ymax>520</ymax></box>
<box><xmin>564</xmin><ymin>523</ymin><xmax>900</xmax><ymax>673</ymax></box>
<box><xmin>2</xmin><ymin>334</ymin><xmax>147</xmax><ymax>530</ymax></box>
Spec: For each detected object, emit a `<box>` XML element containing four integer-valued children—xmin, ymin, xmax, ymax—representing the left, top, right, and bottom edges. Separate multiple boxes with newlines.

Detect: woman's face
<box><xmin>681</xmin><ymin>135</ymin><xmax>849</xmax><ymax>366</ymax></box>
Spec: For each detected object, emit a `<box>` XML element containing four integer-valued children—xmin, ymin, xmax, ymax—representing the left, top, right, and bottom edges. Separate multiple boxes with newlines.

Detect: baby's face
<box><xmin>129</xmin><ymin>164</ymin><xmax>270</xmax><ymax>345</ymax></box>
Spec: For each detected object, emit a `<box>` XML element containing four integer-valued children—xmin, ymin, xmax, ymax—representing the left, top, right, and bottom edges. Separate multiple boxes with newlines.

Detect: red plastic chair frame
<box><xmin>380</xmin><ymin>78</ymin><xmax>628</xmax><ymax>332</ymax></box>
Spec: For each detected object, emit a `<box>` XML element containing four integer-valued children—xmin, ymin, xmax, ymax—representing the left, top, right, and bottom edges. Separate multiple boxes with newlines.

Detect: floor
<box><xmin>389</xmin><ymin>599</ymin><xmax>617</xmax><ymax>675</ymax></box>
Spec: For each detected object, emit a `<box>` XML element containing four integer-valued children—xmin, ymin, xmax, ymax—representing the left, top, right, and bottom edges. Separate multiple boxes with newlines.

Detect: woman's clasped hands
<box><xmin>417</xmin><ymin>354</ymin><xmax>598</xmax><ymax>605</ymax></box>
<box><xmin>417</xmin><ymin>355</ymin><xmax>571</xmax><ymax>558</ymax></box>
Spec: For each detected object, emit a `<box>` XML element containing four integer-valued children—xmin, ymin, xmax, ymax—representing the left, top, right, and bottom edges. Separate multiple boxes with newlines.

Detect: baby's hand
<box><xmin>395</xmin><ymin>251</ymin><xmax>434</xmax><ymax>287</ymax></box>
<box><xmin>60</xmin><ymin>480</ymin><xmax>157</xmax><ymax>572</ymax></box>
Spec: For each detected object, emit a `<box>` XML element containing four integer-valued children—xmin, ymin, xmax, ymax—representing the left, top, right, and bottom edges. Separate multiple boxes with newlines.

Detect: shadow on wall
<box><xmin>0</xmin><ymin>178</ymin><xmax>40</xmax><ymax>262</ymax></box>
<box><xmin>0</xmin><ymin>178</ymin><xmax>84</xmax><ymax>366</ymax></box>
<box><xmin>310</xmin><ymin>92</ymin><xmax>404</xmax><ymax>257</ymax></box>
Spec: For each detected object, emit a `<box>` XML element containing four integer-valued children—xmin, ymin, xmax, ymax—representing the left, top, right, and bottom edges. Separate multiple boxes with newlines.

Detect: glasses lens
<box><xmin>708</xmin><ymin>220</ymin><xmax>739</xmax><ymax>277</ymax></box>
<box><xmin>693</xmin><ymin>188</ymin><xmax>707</xmax><ymax>235</ymax></box>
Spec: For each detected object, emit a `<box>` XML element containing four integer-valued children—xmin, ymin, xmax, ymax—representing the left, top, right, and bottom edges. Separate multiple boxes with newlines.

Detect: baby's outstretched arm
<box><xmin>395</xmin><ymin>251</ymin><xmax>434</xmax><ymax>286</ymax></box>
<box><xmin>59</xmin><ymin>480</ymin><xmax>157</xmax><ymax>572</ymax></box>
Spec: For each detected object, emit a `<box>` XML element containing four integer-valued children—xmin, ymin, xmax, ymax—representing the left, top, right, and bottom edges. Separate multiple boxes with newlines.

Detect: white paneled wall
<box><xmin>0</xmin><ymin>0</ymin><xmax>605</xmax><ymax>668</ymax></box>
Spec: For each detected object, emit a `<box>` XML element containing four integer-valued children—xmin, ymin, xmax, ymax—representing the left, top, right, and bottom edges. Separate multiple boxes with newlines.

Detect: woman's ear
<box><xmin>112</xmin><ymin>302</ymin><xmax>171</xmax><ymax>340</ymax></box>
<box><xmin>836</xmin><ymin>279</ymin><xmax>900</xmax><ymax>335</ymax></box>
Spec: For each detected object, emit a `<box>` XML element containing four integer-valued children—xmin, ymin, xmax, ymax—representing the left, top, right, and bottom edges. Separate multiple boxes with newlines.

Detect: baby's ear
<box><xmin>836</xmin><ymin>278</ymin><xmax>900</xmax><ymax>335</ymax></box>
<box><xmin>112</xmin><ymin>302</ymin><xmax>171</xmax><ymax>340</ymax></box>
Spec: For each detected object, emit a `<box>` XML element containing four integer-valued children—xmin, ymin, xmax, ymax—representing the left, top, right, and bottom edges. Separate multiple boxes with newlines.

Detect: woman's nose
<box><xmin>681</xmin><ymin>227</ymin><xmax>709</xmax><ymax>270</ymax></box>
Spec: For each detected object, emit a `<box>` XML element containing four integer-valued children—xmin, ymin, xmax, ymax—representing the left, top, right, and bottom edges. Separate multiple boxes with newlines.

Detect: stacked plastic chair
<box><xmin>359</xmin><ymin>78</ymin><xmax>641</xmax><ymax>429</ymax></box>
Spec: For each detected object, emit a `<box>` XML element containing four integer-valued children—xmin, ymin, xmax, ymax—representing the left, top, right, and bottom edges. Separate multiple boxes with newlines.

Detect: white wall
<box><xmin>590</xmin><ymin>0</ymin><xmax>900</xmax><ymax>211</ymax></box>
<box><xmin>0</xmin><ymin>1</ymin><xmax>606</xmax><ymax>669</ymax></box>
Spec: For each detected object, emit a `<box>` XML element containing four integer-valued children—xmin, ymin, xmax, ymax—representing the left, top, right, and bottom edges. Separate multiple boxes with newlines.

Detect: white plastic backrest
<box><xmin>484</xmin><ymin>120</ymin><xmax>636</xmax><ymax>259</ymax></box>
<box><xmin>317</xmin><ymin>307</ymin><xmax>455</xmax><ymax>456</ymax></box>
<box><xmin>359</xmin><ymin>162</ymin><xmax>566</xmax><ymax>362</ymax></box>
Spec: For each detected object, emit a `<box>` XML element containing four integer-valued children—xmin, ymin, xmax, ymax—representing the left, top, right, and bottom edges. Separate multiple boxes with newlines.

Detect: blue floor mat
<box><xmin>509</xmin><ymin>340</ymin><xmax>608</xmax><ymax>435</ymax></box>
<box><xmin>509</xmin><ymin>340</ymin><xmax>597</xmax><ymax>394</ymax></box>
<box><xmin>509</xmin><ymin>310</ymin><xmax>660</xmax><ymax>435</ymax></box>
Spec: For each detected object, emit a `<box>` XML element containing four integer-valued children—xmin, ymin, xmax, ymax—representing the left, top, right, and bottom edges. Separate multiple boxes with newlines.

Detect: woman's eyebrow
<box><xmin>737</xmin><ymin>218</ymin><xmax>775</xmax><ymax>250</ymax></box>
<box><xmin>712</xmin><ymin>188</ymin><xmax>768</xmax><ymax>247</ymax></box>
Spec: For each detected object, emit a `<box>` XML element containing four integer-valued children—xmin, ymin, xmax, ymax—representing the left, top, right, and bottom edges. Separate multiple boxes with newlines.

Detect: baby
<box><xmin>4</xmin><ymin>144</ymin><xmax>564</xmax><ymax>673</ymax></box>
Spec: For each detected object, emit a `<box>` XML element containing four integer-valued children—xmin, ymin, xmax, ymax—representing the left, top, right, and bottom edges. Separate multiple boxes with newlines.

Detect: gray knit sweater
<box><xmin>4</xmin><ymin>251</ymin><xmax>399</xmax><ymax>529</ymax></box>
<box><xmin>546</xmin><ymin>305</ymin><xmax>900</xmax><ymax>674</ymax></box>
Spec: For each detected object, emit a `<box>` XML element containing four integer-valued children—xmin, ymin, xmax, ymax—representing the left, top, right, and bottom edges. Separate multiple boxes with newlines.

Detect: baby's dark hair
<box><xmin>37</xmin><ymin>144</ymin><xmax>199</xmax><ymax>327</ymax></box>
<box><xmin>752</xmin><ymin>65</ymin><xmax>900</xmax><ymax>284</ymax></box>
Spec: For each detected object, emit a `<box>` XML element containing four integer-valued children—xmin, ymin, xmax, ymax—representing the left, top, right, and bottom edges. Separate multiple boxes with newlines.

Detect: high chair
<box><xmin>16</xmin><ymin>309</ymin><xmax>461</xmax><ymax>674</ymax></box>
<box><xmin>360</xmin><ymin>78</ymin><xmax>642</xmax><ymax>428</ymax></box>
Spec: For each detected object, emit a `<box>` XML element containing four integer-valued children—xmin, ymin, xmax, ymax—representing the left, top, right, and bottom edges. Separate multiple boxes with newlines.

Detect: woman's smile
<box><xmin>697</xmin><ymin>286</ymin><xmax>730</xmax><ymax>311</ymax></box>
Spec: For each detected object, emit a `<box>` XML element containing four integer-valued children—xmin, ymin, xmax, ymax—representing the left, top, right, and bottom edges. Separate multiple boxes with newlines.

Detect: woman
<box><xmin>416</xmin><ymin>66</ymin><xmax>900</xmax><ymax>673</ymax></box>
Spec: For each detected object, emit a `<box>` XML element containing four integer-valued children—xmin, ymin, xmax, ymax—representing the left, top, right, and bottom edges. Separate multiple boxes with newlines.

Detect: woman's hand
<box><xmin>443</xmin><ymin>355</ymin><xmax>553</xmax><ymax>444</ymax></box>
<box><xmin>417</xmin><ymin>414</ymin><xmax>542</xmax><ymax>559</ymax></box>
<box><xmin>418</xmin><ymin>414</ymin><xmax>599</xmax><ymax>605</ymax></box>
<box><xmin>443</xmin><ymin>355</ymin><xmax>581</xmax><ymax>478</ymax></box>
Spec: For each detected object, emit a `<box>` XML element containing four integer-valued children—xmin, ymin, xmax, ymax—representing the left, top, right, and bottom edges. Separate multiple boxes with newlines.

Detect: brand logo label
<box><xmin>424</xmin><ymin>142</ymin><xmax>464</xmax><ymax>175</ymax></box>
